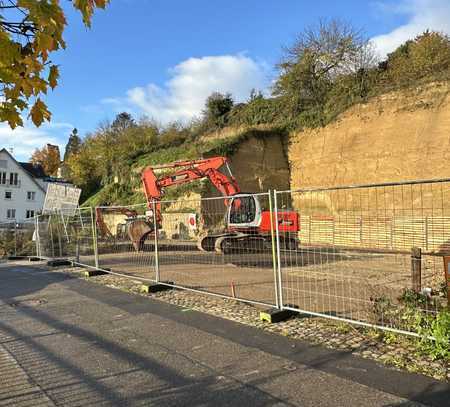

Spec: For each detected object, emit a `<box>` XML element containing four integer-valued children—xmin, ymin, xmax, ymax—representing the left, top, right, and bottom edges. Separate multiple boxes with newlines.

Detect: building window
<box><xmin>26</xmin><ymin>210</ymin><xmax>35</xmax><ymax>219</ymax></box>
<box><xmin>27</xmin><ymin>191</ymin><xmax>36</xmax><ymax>201</ymax></box>
<box><xmin>6</xmin><ymin>209</ymin><xmax>16</xmax><ymax>219</ymax></box>
<box><xmin>0</xmin><ymin>172</ymin><xmax>6</xmax><ymax>184</ymax></box>
<box><xmin>0</xmin><ymin>160</ymin><xmax>7</xmax><ymax>169</ymax></box>
<box><xmin>4</xmin><ymin>191</ymin><xmax>11</xmax><ymax>200</ymax></box>
<box><xmin>9</xmin><ymin>172</ymin><xmax>18</xmax><ymax>186</ymax></box>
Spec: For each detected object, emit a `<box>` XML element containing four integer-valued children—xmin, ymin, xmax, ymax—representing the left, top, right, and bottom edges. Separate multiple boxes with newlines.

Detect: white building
<box><xmin>0</xmin><ymin>148</ymin><xmax>72</xmax><ymax>223</ymax></box>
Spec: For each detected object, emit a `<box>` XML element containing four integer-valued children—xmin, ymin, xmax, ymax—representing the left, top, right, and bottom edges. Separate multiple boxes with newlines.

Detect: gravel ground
<box><xmin>53</xmin><ymin>264</ymin><xmax>449</xmax><ymax>382</ymax></box>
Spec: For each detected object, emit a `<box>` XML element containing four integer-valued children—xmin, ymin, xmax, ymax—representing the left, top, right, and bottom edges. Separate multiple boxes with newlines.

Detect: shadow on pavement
<box><xmin>0</xmin><ymin>263</ymin><xmax>296</xmax><ymax>406</ymax></box>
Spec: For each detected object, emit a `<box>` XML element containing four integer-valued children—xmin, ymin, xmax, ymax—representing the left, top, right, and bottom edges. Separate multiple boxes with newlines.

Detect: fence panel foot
<box><xmin>82</xmin><ymin>269</ymin><xmax>109</xmax><ymax>277</ymax></box>
<box><xmin>7</xmin><ymin>255</ymin><xmax>29</xmax><ymax>260</ymax></box>
<box><xmin>140</xmin><ymin>282</ymin><xmax>174</xmax><ymax>294</ymax></box>
<box><xmin>259</xmin><ymin>308</ymin><xmax>296</xmax><ymax>323</ymax></box>
<box><xmin>47</xmin><ymin>259</ymin><xmax>72</xmax><ymax>267</ymax></box>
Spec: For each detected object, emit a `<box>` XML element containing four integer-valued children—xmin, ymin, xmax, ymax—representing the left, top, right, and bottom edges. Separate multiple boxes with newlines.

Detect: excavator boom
<box><xmin>141</xmin><ymin>156</ymin><xmax>240</xmax><ymax>211</ymax></box>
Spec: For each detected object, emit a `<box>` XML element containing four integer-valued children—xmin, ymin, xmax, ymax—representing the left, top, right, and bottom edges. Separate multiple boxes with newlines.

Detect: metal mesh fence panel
<box><xmin>275</xmin><ymin>180</ymin><xmax>450</xmax><ymax>334</ymax></box>
<box><xmin>36</xmin><ymin>213</ymin><xmax>61</xmax><ymax>259</ymax></box>
<box><xmin>95</xmin><ymin>204</ymin><xmax>156</xmax><ymax>280</ymax></box>
<box><xmin>60</xmin><ymin>208</ymin><xmax>97</xmax><ymax>267</ymax></box>
<box><xmin>36</xmin><ymin>209</ymin><xmax>96</xmax><ymax>264</ymax></box>
<box><xmin>158</xmin><ymin>193</ymin><xmax>278</xmax><ymax>306</ymax></box>
<box><xmin>0</xmin><ymin>220</ymin><xmax>36</xmax><ymax>257</ymax></box>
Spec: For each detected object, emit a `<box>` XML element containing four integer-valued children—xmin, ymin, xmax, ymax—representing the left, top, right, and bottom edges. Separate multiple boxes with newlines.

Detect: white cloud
<box><xmin>372</xmin><ymin>0</ymin><xmax>450</xmax><ymax>58</ymax></box>
<box><xmin>107</xmin><ymin>54</ymin><xmax>269</xmax><ymax>124</ymax></box>
<box><xmin>0</xmin><ymin>120</ymin><xmax>74</xmax><ymax>161</ymax></box>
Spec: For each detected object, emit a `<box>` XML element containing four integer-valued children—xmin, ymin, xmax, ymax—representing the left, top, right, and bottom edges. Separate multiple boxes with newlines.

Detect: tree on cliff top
<box><xmin>203</xmin><ymin>92</ymin><xmax>234</xmax><ymax>129</ymax></box>
<box><xmin>0</xmin><ymin>1</ymin><xmax>109</xmax><ymax>129</ymax></box>
<box><xmin>273</xmin><ymin>19</ymin><xmax>376</xmax><ymax>125</ymax></box>
<box><xmin>381</xmin><ymin>30</ymin><xmax>450</xmax><ymax>87</ymax></box>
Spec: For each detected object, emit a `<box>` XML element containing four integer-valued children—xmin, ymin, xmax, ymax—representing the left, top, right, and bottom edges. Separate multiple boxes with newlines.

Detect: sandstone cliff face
<box><xmin>285</xmin><ymin>82</ymin><xmax>450</xmax><ymax>251</ymax></box>
<box><xmin>230</xmin><ymin>135</ymin><xmax>290</xmax><ymax>193</ymax></box>
<box><xmin>289</xmin><ymin>82</ymin><xmax>450</xmax><ymax>190</ymax></box>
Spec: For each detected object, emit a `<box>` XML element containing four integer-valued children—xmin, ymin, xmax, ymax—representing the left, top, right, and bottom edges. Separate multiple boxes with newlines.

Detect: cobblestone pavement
<box><xmin>55</xmin><ymin>265</ymin><xmax>449</xmax><ymax>382</ymax></box>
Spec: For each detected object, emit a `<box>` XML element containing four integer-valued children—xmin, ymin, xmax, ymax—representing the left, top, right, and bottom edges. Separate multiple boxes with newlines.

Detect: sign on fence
<box><xmin>43</xmin><ymin>183</ymin><xmax>81</xmax><ymax>215</ymax></box>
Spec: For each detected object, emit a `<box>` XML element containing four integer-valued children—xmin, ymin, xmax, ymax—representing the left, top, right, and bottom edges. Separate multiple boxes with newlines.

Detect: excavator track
<box><xmin>197</xmin><ymin>233</ymin><xmax>269</xmax><ymax>254</ymax></box>
<box><xmin>198</xmin><ymin>233</ymin><xmax>299</xmax><ymax>254</ymax></box>
<box><xmin>214</xmin><ymin>234</ymin><xmax>269</xmax><ymax>254</ymax></box>
<box><xmin>197</xmin><ymin>233</ymin><xmax>236</xmax><ymax>252</ymax></box>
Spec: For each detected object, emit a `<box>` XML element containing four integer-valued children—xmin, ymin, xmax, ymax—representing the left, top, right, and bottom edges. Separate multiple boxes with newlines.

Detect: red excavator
<box><xmin>97</xmin><ymin>156</ymin><xmax>299</xmax><ymax>253</ymax></box>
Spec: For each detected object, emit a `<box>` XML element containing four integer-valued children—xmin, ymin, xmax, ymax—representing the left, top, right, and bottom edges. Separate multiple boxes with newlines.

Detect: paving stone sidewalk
<box><xmin>56</xmin><ymin>265</ymin><xmax>450</xmax><ymax>382</ymax></box>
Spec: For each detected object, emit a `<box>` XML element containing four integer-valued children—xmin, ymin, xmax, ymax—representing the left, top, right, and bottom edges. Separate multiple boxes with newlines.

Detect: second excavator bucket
<box><xmin>127</xmin><ymin>219</ymin><xmax>154</xmax><ymax>251</ymax></box>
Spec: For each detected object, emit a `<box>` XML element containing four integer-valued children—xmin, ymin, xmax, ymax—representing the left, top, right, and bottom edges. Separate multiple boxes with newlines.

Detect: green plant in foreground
<box><xmin>416</xmin><ymin>309</ymin><xmax>450</xmax><ymax>360</ymax></box>
<box><xmin>382</xmin><ymin>331</ymin><xmax>399</xmax><ymax>345</ymax></box>
<box><xmin>336</xmin><ymin>322</ymin><xmax>351</xmax><ymax>334</ymax></box>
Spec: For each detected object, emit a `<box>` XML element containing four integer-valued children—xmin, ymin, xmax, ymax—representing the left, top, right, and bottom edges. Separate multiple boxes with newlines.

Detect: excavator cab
<box><xmin>228</xmin><ymin>194</ymin><xmax>262</xmax><ymax>229</ymax></box>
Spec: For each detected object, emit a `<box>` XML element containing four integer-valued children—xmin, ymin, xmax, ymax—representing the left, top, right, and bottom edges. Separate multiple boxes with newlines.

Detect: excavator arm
<box><xmin>141</xmin><ymin>157</ymin><xmax>241</xmax><ymax>219</ymax></box>
<box><xmin>124</xmin><ymin>156</ymin><xmax>241</xmax><ymax>252</ymax></box>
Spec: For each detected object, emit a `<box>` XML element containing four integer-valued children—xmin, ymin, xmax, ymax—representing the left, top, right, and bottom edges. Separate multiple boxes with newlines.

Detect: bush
<box><xmin>228</xmin><ymin>96</ymin><xmax>285</xmax><ymax>127</ymax></box>
<box><xmin>416</xmin><ymin>310</ymin><xmax>450</xmax><ymax>360</ymax></box>
<box><xmin>380</xmin><ymin>31</ymin><xmax>450</xmax><ymax>88</ymax></box>
<box><xmin>158</xmin><ymin>123</ymin><xmax>190</xmax><ymax>148</ymax></box>
<box><xmin>202</xmin><ymin>92</ymin><xmax>234</xmax><ymax>130</ymax></box>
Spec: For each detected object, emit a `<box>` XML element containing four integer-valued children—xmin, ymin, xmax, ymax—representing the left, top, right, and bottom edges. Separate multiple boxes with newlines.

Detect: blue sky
<box><xmin>2</xmin><ymin>0</ymin><xmax>450</xmax><ymax>160</ymax></box>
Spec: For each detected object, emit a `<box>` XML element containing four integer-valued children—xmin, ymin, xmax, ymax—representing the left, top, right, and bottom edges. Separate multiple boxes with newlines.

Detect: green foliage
<box><xmin>415</xmin><ymin>310</ymin><xmax>450</xmax><ymax>360</ymax></box>
<box><xmin>380</xmin><ymin>31</ymin><xmax>450</xmax><ymax>88</ymax></box>
<box><xmin>228</xmin><ymin>96</ymin><xmax>285</xmax><ymax>127</ymax></box>
<box><xmin>203</xmin><ymin>92</ymin><xmax>234</xmax><ymax>130</ymax></box>
<box><xmin>371</xmin><ymin>289</ymin><xmax>449</xmax><ymax>361</ymax></box>
<box><xmin>158</xmin><ymin>122</ymin><xmax>191</xmax><ymax>147</ymax></box>
<box><xmin>273</xmin><ymin>19</ymin><xmax>375</xmax><ymax>128</ymax></box>
<box><xmin>335</xmin><ymin>322</ymin><xmax>352</xmax><ymax>334</ymax></box>
<box><xmin>0</xmin><ymin>0</ymin><xmax>109</xmax><ymax>128</ymax></box>
<box><xmin>228</xmin><ymin>29</ymin><xmax>450</xmax><ymax>133</ymax></box>
<box><xmin>63</xmin><ymin>128</ymin><xmax>82</xmax><ymax>161</ymax></box>
<box><xmin>399</xmin><ymin>288</ymin><xmax>432</xmax><ymax>308</ymax></box>
<box><xmin>381</xmin><ymin>331</ymin><xmax>399</xmax><ymax>345</ymax></box>
<box><xmin>111</xmin><ymin>112</ymin><xmax>135</xmax><ymax>132</ymax></box>
<box><xmin>268</xmin><ymin>25</ymin><xmax>450</xmax><ymax>131</ymax></box>
<box><xmin>64</xmin><ymin>113</ymin><xmax>162</xmax><ymax>200</ymax></box>
<box><xmin>82</xmin><ymin>183</ymin><xmax>134</xmax><ymax>207</ymax></box>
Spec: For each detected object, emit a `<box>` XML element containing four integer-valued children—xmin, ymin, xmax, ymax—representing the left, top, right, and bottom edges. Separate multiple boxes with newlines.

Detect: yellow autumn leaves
<box><xmin>0</xmin><ymin>0</ymin><xmax>109</xmax><ymax>129</ymax></box>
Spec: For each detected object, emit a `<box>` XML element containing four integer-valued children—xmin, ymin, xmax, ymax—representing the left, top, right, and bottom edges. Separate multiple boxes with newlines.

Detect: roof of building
<box><xmin>0</xmin><ymin>148</ymin><xmax>72</xmax><ymax>191</ymax></box>
<box><xmin>19</xmin><ymin>162</ymin><xmax>47</xmax><ymax>179</ymax></box>
<box><xmin>0</xmin><ymin>148</ymin><xmax>46</xmax><ymax>192</ymax></box>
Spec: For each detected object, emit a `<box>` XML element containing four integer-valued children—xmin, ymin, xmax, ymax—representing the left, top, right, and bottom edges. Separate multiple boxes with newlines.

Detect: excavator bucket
<box><xmin>127</xmin><ymin>219</ymin><xmax>154</xmax><ymax>251</ymax></box>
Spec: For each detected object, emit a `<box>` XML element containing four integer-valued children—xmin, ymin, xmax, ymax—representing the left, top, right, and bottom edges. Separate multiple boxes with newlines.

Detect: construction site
<box><xmin>3</xmin><ymin>3</ymin><xmax>450</xmax><ymax>405</ymax></box>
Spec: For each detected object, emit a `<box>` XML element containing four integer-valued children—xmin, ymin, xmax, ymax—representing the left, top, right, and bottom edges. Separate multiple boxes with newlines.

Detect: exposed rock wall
<box><xmin>289</xmin><ymin>82</ymin><xmax>450</xmax><ymax>190</ymax></box>
<box><xmin>230</xmin><ymin>135</ymin><xmax>290</xmax><ymax>193</ymax></box>
<box><xmin>286</xmin><ymin>82</ymin><xmax>450</xmax><ymax>251</ymax></box>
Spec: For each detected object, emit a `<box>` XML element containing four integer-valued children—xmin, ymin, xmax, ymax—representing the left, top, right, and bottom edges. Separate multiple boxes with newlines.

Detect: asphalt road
<box><xmin>0</xmin><ymin>262</ymin><xmax>448</xmax><ymax>406</ymax></box>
